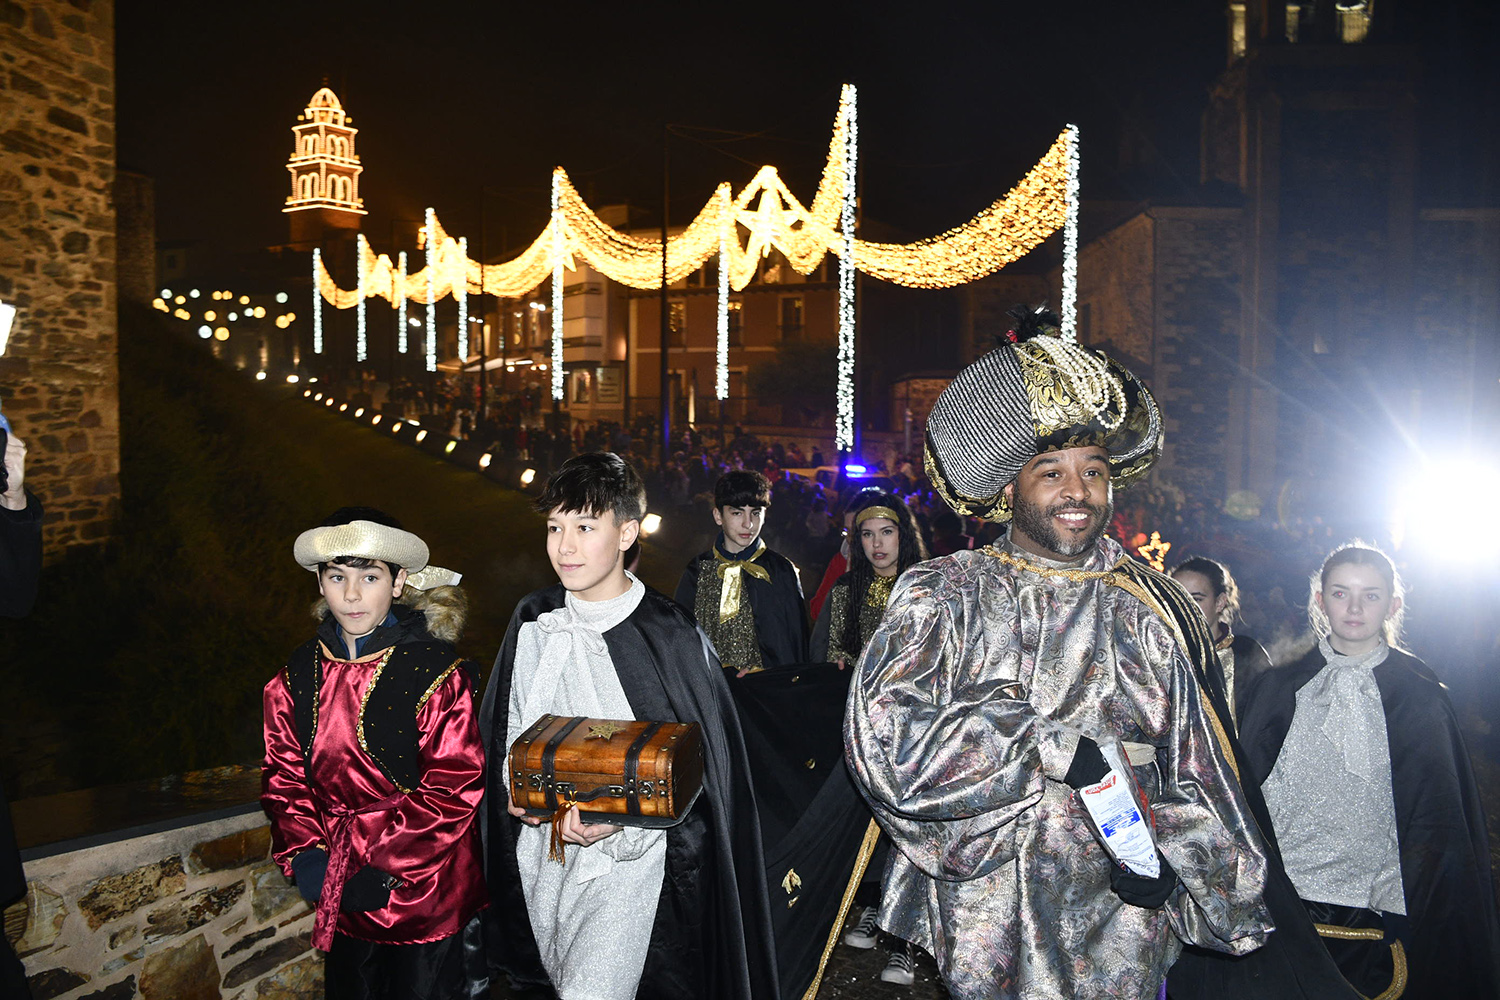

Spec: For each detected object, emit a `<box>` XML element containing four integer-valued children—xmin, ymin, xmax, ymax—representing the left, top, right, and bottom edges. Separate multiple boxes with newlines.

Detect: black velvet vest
<box><xmin>283</xmin><ymin>606</ymin><xmax>471</xmax><ymax>793</ymax></box>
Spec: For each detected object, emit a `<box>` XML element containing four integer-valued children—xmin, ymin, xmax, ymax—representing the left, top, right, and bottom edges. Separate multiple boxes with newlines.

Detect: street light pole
<box><xmin>659</xmin><ymin>125</ymin><xmax>671</xmax><ymax>468</ymax></box>
<box><xmin>478</xmin><ymin>188</ymin><xmax>488</xmax><ymax>423</ymax></box>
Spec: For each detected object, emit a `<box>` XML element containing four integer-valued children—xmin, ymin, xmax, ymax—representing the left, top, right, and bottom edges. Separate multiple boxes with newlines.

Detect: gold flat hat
<box><xmin>293</xmin><ymin>521</ymin><xmax>463</xmax><ymax>589</ymax></box>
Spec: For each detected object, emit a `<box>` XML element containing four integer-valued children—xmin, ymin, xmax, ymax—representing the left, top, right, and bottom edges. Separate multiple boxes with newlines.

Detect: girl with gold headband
<box><xmin>813</xmin><ymin>491</ymin><xmax>928</xmax><ymax>669</ymax></box>
<box><xmin>813</xmin><ymin>490</ymin><xmax>928</xmax><ymax>985</ymax></box>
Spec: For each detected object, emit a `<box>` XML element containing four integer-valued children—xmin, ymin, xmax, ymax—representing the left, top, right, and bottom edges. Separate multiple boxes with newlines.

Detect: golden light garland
<box><xmin>314</xmin><ymin>87</ymin><xmax>1072</xmax><ymax>307</ymax></box>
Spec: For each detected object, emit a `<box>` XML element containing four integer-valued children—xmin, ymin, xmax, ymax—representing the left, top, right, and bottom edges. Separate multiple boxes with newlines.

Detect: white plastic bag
<box><xmin>1076</xmin><ymin>741</ymin><xmax>1159</xmax><ymax>878</ymax></box>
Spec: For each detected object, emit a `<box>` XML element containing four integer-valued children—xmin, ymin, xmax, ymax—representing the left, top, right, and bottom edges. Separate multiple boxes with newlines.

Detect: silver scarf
<box><xmin>1261</xmin><ymin>638</ymin><xmax>1406</xmax><ymax>914</ymax></box>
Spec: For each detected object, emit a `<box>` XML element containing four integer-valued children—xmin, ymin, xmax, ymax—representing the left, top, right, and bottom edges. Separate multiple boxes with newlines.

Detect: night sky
<box><xmin>117</xmin><ymin>1</ymin><xmax>1239</xmax><ymax>258</ymax></box>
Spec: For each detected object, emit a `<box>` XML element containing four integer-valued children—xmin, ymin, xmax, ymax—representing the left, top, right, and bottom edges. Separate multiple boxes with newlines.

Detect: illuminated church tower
<box><xmin>283</xmin><ymin>87</ymin><xmax>366</xmax><ymax>252</ymax></box>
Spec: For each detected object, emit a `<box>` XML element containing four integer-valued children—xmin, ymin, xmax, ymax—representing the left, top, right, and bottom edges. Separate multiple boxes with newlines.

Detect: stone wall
<box><xmin>959</xmin><ymin>272</ymin><xmax>1051</xmax><ymax>364</ymax></box>
<box><xmin>113</xmin><ymin>169</ymin><xmax>152</xmax><ymax>306</ymax></box>
<box><xmin>7</xmin><ymin>808</ymin><xmax>319</xmax><ymax>1000</ymax></box>
<box><xmin>1076</xmin><ymin>213</ymin><xmax>1155</xmax><ymax>367</ymax></box>
<box><xmin>1412</xmin><ymin>210</ymin><xmax>1500</xmax><ymax>450</ymax></box>
<box><xmin>1149</xmin><ymin>207</ymin><xmax>1245</xmax><ymax>501</ymax></box>
<box><xmin>0</xmin><ymin>0</ymin><xmax>120</xmax><ymax>558</ymax></box>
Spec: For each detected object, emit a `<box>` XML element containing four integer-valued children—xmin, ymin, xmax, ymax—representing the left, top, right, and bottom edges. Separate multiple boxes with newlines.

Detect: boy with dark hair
<box><xmin>262</xmin><ymin>507</ymin><xmax>487</xmax><ymax>1000</ymax></box>
<box><xmin>674</xmin><ymin>468</ymin><xmax>809</xmax><ymax>675</ymax></box>
<box><xmin>480</xmin><ymin>452</ymin><xmax>778</xmax><ymax>1000</ymax></box>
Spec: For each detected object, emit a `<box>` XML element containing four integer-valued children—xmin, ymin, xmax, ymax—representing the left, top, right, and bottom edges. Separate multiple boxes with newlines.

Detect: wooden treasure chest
<box><xmin>508</xmin><ymin>714</ymin><xmax>704</xmax><ymax>829</ymax></box>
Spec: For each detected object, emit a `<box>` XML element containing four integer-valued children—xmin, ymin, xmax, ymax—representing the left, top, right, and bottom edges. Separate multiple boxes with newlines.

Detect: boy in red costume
<box><xmin>262</xmin><ymin>507</ymin><xmax>487</xmax><ymax>999</ymax></box>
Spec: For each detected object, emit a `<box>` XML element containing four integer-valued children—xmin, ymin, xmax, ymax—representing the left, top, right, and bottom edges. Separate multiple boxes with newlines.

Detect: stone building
<box><xmin>965</xmin><ymin>0</ymin><xmax>1500</xmax><ymax>519</ymax></box>
<box><xmin>0</xmin><ymin>0</ymin><xmax>119</xmax><ymax>558</ymax></box>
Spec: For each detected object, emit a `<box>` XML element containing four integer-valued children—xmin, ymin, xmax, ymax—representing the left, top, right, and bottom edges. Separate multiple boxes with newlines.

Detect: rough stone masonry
<box><xmin>0</xmin><ymin>0</ymin><xmax>120</xmax><ymax>558</ymax></box>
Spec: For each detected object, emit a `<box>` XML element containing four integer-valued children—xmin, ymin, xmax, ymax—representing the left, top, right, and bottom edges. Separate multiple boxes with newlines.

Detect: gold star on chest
<box><xmin>586</xmin><ymin>721</ymin><xmax>626</xmax><ymax>741</ymax></box>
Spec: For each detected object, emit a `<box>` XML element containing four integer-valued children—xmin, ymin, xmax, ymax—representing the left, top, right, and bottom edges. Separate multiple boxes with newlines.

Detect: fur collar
<box><xmin>310</xmin><ymin>584</ymin><xmax>468</xmax><ymax>644</ymax></box>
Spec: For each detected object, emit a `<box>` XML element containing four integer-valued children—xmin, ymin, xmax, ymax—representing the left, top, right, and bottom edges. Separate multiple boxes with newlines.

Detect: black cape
<box><xmin>1</xmin><ymin>493</ymin><xmax>42</xmax><ymax>907</ymax></box>
<box><xmin>674</xmin><ymin>539</ymin><xmax>810</xmax><ymax>670</ymax></box>
<box><xmin>478</xmin><ymin>584</ymin><xmax>780</xmax><ymax>1000</ymax></box>
<box><xmin>1113</xmin><ymin>561</ymin><xmax>1363</xmax><ymax>1000</ymax></box>
<box><xmin>730</xmin><ymin>660</ymin><xmax>872</xmax><ymax>998</ymax></box>
<box><xmin>1236</xmin><ymin>645</ymin><xmax>1500</xmax><ymax>1000</ymax></box>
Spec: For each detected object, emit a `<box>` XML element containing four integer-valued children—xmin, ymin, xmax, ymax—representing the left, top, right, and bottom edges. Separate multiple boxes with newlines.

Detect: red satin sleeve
<box><xmin>261</xmin><ymin>672</ymin><xmax>327</xmax><ymax>874</ymax></box>
<box><xmin>362</xmin><ymin>666</ymin><xmax>485</xmax><ymax>883</ymax></box>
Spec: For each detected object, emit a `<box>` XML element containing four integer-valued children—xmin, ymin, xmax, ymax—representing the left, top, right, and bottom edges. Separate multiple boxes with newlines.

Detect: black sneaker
<box><xmin>842</xmin><ymin>905</ymin><xmax>879</xmax><ymax>949</ymax></box>
<box><xmin>880</xmin><ymin>942</ymin><xmax>915</xmax><ymax>986</ymax></box>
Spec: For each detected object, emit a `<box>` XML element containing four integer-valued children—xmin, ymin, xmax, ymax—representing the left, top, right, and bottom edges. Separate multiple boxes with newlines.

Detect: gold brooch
<box><xmin>586</xmin><ymin>722</ymin><xmax>625</xmax><ymax>741</ymax></box>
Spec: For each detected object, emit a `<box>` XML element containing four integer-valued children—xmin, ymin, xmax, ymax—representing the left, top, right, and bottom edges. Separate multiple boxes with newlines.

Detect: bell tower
<box><xmin>283</xmin><ymin>87</ymin><xmax>366</xmax><ymax>252</ymax></box>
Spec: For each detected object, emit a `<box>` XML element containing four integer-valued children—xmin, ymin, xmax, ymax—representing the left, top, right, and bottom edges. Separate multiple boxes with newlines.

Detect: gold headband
<box><xmin>855</xmin><ymin>506</ymin><xmax>903</xmax><ymax>528</ymax></box>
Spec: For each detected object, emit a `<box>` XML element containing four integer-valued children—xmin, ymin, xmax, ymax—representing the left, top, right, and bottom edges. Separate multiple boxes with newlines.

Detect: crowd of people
<box><xmin>250</xmin><ymin>301</ymin><xmax>1499</xmax><ymax>1000</ymax></box>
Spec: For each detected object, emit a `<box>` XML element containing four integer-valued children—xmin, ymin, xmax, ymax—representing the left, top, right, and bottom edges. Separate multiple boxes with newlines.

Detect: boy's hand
<box><xmin>341</xmin><ymin>865</ymin><xmax>399</xmax><ymax>911</ymax></box>
<box><xmin>1</xmin><ymin>434</ymin><xmax>26</xmax><ymax>510</ymax></box>
<box><xmin>507</xmin><ymin>795</ymin><xmax>544</xmax><ymax>826</ymax></box>
<box><xmin>557</xmin><ymin>805</ymin><xmax>622</xmax><ymax>846</ymax></box>
<box><xmin>290</xmin><ymin>847</ymin><xmax>329</xmax><ymax>902</ymax></box>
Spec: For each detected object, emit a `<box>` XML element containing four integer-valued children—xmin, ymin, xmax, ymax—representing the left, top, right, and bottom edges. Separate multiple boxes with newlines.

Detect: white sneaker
<box><xmin>842</xmin><ymin>905</ymin><xmax>879</xmax><ymax>949</ymax></box>
<box><xmin>880</xmin><ymin>943</ymin><xmax>916</xmax><ymax>986</ymax></box>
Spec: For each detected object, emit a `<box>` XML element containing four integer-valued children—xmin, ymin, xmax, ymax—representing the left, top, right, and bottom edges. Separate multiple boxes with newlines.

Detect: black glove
<box><xmin>341</xmin><ymin>865</ymin><xmax>397</xmax><ymax>912</ymax></box>
<box><xmin>289</xmin><ymin>848</ymin><xmax>328</xmax><ymax>903</ymax></box>
<box><xmin>1110</xmin><ymin>851</ymin><xmax>1177</xmax><ymax>909</ymax></box>
<box><xmin>1063</xmin><ymin>736</ymin><xmax>1111</xmax><ymax>789</ymax></box>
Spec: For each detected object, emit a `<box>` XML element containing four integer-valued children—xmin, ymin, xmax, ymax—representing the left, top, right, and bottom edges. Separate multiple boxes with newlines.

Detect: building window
<box><xmin>301</xmin><ymin>135</ymin><xmax>317</xmax><ymax>157</ymax></box>
<box><xmin>1337</xmin><ymin>0</ymin><xmax>1371</xmax><ymax>43</ymax></box>
<box><xmin>1285</xmin><ymin>3</ymin><xmax>1302</xmax><ymax>42</ymax></box>
<box><xmin>779</xmin><ymin>296</ymin><xmax>804</xmax><ymax>341</ymax></box>
<box><xmin>669</xmin><ymin>300</ymin><xmax>686</xmax><ymax>348</ymax></box>
<box><xmin>727</xmin><ymin>300</ymin><xmax>743</xmax><ymax>347</ymax></box>
<box><xmin>330</xmin><ymin>135</ymin><xmax>349</xmax><ymax>159</ymax></box>
<box><xmin>298</xmin><ymin>173</ymin><xmax>314</xmax><ymax>200</ymax></box>
<box><xmin>1229</xmin><ymin>2</ymin><xmax>1247</xmax><ymax>58</ymax></box>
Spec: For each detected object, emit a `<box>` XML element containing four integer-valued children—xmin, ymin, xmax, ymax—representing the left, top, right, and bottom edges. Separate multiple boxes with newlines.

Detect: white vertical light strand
<box><xmin>457</xmin><ymin>236</ymin><xmax>469</xmax><ymax>362</ymax></box>
<box><xmin>716</xmin><ymin>230</ymin><xmax>729</xmax><ymax>400</ymax></box>
<box><xmin>355</xmin><ymin>233</ymin><xmax>367</xmax><ymax>362</ymax></box>
<box><xmin>1061</xmin><ymin>123</ymin><xmax>1080</xmax><ymax>341</ymax></box>
<box><xmin>835</xmin><ymin>84</ymin><xmax>858</xmax><ymax>454</ymax></box>
<box><xmin>396</xmin><ymin>251</ymin><xmax>408</xmax><ymax>353</ymax></box>
<box><xmin>312</xmin><ymin>248</ymin><xmax>323</xmax><ymax>355</ymax></box>
<box><xmin>550</xmin><ymin>172</ymin><xmax>564</xmax><ymax>401</ymax></box>
<box><xmin>424</xmin><ymin>208</ymin><xmax>437</xmax><ymax>373</ymax></box>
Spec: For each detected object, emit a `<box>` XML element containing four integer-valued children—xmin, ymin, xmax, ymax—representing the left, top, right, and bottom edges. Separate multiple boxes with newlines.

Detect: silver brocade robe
<box><xmin>844</xmin><ymin>536</ymin><xmax>1273</xmax><ymax>1000</ymax></box>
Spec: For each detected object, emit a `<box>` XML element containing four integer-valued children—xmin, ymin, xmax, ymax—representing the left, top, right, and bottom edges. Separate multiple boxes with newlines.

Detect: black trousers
<box><xmin>1303</xmin><ymin>900</ymin><xmax>1405</xmax><ymax>1000</ymax></box>
<box><xmin>0</xmin><ymin>935</ymin><xmax>30</xmax><ymax>1000</ymax></box>
<box><xmin>325</xmin><ymin>913</ymin><xmax>486</xmax><ymax>1000</ymax></box>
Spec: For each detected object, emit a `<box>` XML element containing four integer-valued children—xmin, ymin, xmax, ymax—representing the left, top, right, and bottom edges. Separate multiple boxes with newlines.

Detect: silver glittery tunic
<box><xmin>844</xmin><ymin>537</ymin><xmax>1273</xmax><ymax>1000</ymax></box>
<box><xmin>505</xmin><ymin>575</ymin><xmax>669</xmax><ymax>1000</ymax></box>
<box><xmin>1261</xmin><ymin>638</ymin><xmax>1405</xmax><ymax>915</ymax></box>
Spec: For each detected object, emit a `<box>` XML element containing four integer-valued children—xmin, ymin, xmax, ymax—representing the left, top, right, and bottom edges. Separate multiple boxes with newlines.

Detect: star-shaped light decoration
<box><xmin>586</xmin><ymin>721</ymin><xmax>626</xmax><ymax>741</ymax></box>
<box><xmin>1137</xmin><ymin>531</ymin><xmax>1172</xmax><ymax>572</ymax></box>
<box><xmin>737</xmin><ymin>178</ymin><xmax>803</xmax><ymax>264</ymax></box>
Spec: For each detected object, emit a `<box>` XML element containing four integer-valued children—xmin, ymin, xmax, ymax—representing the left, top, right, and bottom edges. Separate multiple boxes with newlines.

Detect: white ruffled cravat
<box><xmin>1306</xmin><ymin>637</ymin><xmax>1391</xmax><ymax>782</ymax></box>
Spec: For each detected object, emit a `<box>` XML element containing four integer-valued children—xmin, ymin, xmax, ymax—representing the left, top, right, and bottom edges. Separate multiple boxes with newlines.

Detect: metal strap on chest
<box><xmin>622</xmin><ymin>722</ymin><xmax>664</xmax><ymax>816</ymax></box>
<box><xmin>540</xmin><ymin>716</ymin><xmax>586</xmax><ymax>810</ymax></box>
